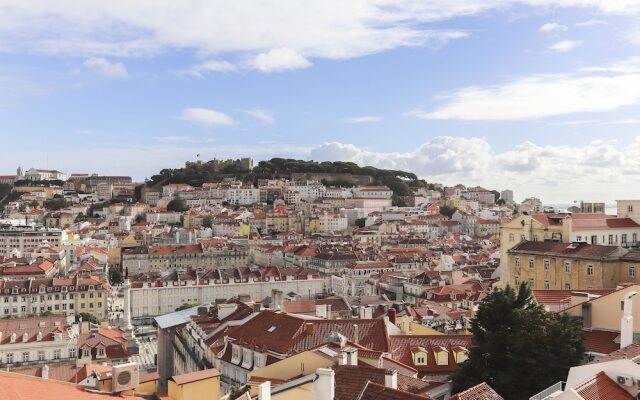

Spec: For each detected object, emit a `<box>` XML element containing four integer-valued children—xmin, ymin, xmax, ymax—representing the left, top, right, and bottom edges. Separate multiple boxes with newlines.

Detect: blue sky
<box><xmin>1</xmin><ymin>1</ymin><xmax>640</xmax><ymax>203</ymax></box>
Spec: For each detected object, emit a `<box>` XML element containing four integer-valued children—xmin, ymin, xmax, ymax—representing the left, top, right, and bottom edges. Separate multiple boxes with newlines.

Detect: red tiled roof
<box><xmin>356</xmin><ymin>381</ymin><xmax>431</xmax><ymax>400</ymax></box>
<box><xmin>591</xmin><ymin>343</ymin><xmax>640</xmax><ymax>365</ymax></box>
<box><xmin>389</xmin><ymin>335</ymin><xmax>472</xmax><ymax>375</ymax></box>
<box><xmin>583</xmin><ymin>330</ymin><xmax>620</xmax><ymax>355</ymax></box>
<box><xmin>573</xmin><ymin>371</ymin><xmax>633</xmax><ymax>400</ymax></box>
<box><xmin>0</xmin><ymin>371</ymin><xmax>145</xmax><ymax>399</ymax></box>
<box><xmin>509</xmin><ymin>241</ymin><xmax>620</xmax><ymax>260</ymax></box>
<box><xmin>449</xmin><ymin>382</ymin><xmax>504</xmax><ymax>400</ymax></box>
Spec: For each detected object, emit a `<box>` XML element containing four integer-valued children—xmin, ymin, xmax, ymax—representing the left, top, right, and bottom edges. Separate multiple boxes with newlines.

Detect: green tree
<box><xmin>175</xmin><ymin>303</ymin><xmax>199</xmax><ymax>312</ymax></box>
<box><xmin>109</xmin><ymin>268</ymin><xmax>123</xmax><ymax>285</ymax></box>
<box><xmin>76</xmin><ymin>312</ymin><xmax>100</xmax><ymax>325</ymax></box>
<box><xmin>228</xmin><ymin>385</ymin><xmax>249</xmax><ymax>400</ymax></box>
<box><xmin>167</xmin><ymin>198</ymin><xmax>188</xmax><ymax>212</ymax></box>
<box><xmin>202</xmin><ymin>216</ymin><xmax>213</xmax><ymax>228</ymax></box>
<box><xmin>451</xmin><ymin>283</ymin><xmax>584</xmax><ymax>399</ymax></box>
<box><xmin>439</xmin><ymin>205</ymin><xmax>458</xmax><ymax>218</ymax></box>
<box><xmin>354</xmin><ymin>218</ymin><xmax>366</xmax><ymax>228</ymax></box>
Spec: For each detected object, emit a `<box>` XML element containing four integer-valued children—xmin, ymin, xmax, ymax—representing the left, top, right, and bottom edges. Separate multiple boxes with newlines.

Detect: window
<box><xmin>6</xmin><ymin>353</ymin><xmax>13</xmax><ymax>364</ymax></box>
<box><xmin>630</xmin><ymin>265</ymin><xmax>636</xmax><ymax>278</ymax></box>
<box><xmin>53</xmin><ymin>350</ymin><xmax>60</xmax><ymax>360</ymax></box>
<box><xmin>22</xmin><ymin>352</ymin><xmax>29</xmax><ymax>362</ymax></box>
<box><xmin>69</xmin><ymin>348</ymin><xmax>76</xmax><ymax>358</ymax></box>
<box><xmin>83</xmin><ymin>349</ymin><xmax>90</xmax><ymax>358</ymax></box>
<box><xmin>564</xmin><ymin>261</ymin><xmax>571</xmax><ymax>273</ymax></box>
<box><xmin>529</xmin><ymin>258</ymin><xmax>534</xmax><ymax>268</ymax></box>
<box><xmin>529</xmin><ymin>278</ymin><xmax>535</xmax><ymax>288</ymax></box>
<box><xmin>544</xmin><ymin>280</ymin><xmax>550</xmax><ymax>289</ymax></box>
<box><xmin>417</xmin><ymin>355</ymin><xmax>426</xmax><ymax>364</ymax></box>
<box><xmin>520</xmin><ymin>234</ymin><xmax>525</xmax><ymax>241</ymax></box>
<box><xmin>97</xmin><ymin>347</ymin><xmax>105</xmax><ymax>357</ymax></box>
<box><xmin>576</xmin><ymin>236</ymin><xmax>582</xmax><ymax>242</ymax></box>
<box><xmin>564</xmin><ymin>283</ymin><xmax>571</xmax><ymax>290</ymax></box>
<box><xmin>608</xmin><ymin>235</ymin><xmax>614</xmax><ymax>245</ymax></box>
<box><xmin>587</xmin><ymin>264</ymin><xmax>594</xmax><ymax>276</ymax></box>
<box><xmin>629</xmin><ymin>205</ymin><xmax>634</xmax><ymax>213</ymax></box>
<box><xmin>515</xmin><ymin>276</ymin><xmax>520</xmax><ymax>286</ymax></box>
<box><xmin>634</xmin><ymin>233</ymin><xmax>638</xmax><ymax>243</ymax></box>
<box><xmin>544</xmin><ymin>259</ymin><xmax>550</xmax><ymax>270</ymax></box>
<box><xmin>37</xmin><ymin>351</ymin><xmax>45</xmax><ymax>361</ymax></box>
<box><xmin>436</xmin><ymin>352</ymin><xmax>449</xmax><ymax>365</ymax></box>
<box><xmin>515</xmin><ymin>257</ymin><xmax>520</xmax><ymax>268</ymax></box>
<box><xmin>509</xmin><ymin>233</ymin><xmax>515</xmax><ymax>242</ymax></box>
<box><xmin>622</xmin><ymin>234</ymin><xmax>628</xmax><ymax>244</ymax></box>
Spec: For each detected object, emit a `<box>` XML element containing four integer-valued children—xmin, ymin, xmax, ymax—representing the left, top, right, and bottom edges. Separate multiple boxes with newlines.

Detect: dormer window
<box><xmin>22</xmin><ymin>332</ymin><xmax>28</xmax><ymax>342</ymax></box>
<box><xmin>36</xmin><ymin>331</ymin><xmax>42</xmax><ymax>341</ymax></box>
<box><xmin>97</xmin><ymin>347</ymin><xmax>105</xmax><ymax>357</ymax></box>
<box><xmin>435</xmin><ymin>349</ymin><xmax>449</xmax><ymax>365</ymax></box>
<box><xmin>83</xmin><ymin>349</ymin><xmax>90</xmax><ymax>358</ymax></box>
<box><xmin>10</xmin><ymin>333</ymin><xmax>16</xmax><ymax>343</ymax></box>
<box><xmin>11</xmin><ymin>289</ymin><xmax>17</xmax><ymax>295</ymax></box>
<box><xmin>89</xmin><ymin>285</ymin><xmax>94</xmax><ymax>291</ymax></box>
<box><xmin>231</xmin><ymin>344</ymin><xmax>242</xmax><ymax>365</ymax></box>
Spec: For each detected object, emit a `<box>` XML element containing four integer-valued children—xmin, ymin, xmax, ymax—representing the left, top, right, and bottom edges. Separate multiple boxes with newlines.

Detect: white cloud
<box><xmin>180</xmin><ymin>108</ymin><xmax>235</xmax><ymax>128</ymax></box>
<box><xmin>407</xmin><ymin>56</ymin><xmax>640</xmax><ymax>121</ymax></box>
<box><xmin>539</xmin><ymin>23</ymin><xmax>568</xmax><ymax>32</ymax></box>
<box><xmin>245</xmin><ymin>109</ymin><xmax>275</xmax><ymax>124</ymax></box>
<box><xmin>548</xmin><ymin>40</ymin><xmax>582</xmax><ymax>52</ymax></box>
<box><xmin>184</xmin><ymin>60</ymin><xmax>237</xmax><ymax>78</ymax></box>
<box><xmin>82</xmin><ymin>57</ymin><xmax>128</xmax><ymax>79</ymax></box>
<box><xmin>574</xmin><ymin>19</ymin><xmax>606</xmax><ymax>27</ymax></box>
<box><xmin>308</xmin><ymin>136</ymin><xmax>640</xmax><ymax>203</ymax></box>
<box><xmin>246</xmin><ymin>48</ymin><xmax>312</xmax><ymax>73</ymax></box>
<box><xmin>344</xmin><ymin>116</ymin><xmax>383</xmax><ymax>123</ymax></box>
<box><xmin>0</xmin><ymin>0</ymin><xmax>635</xmax><ymax>69</ymax></box>
<box><xmin>310</xmin><ymin>137</ymin><xmax>492</xmax><ymax>178</ymax></box>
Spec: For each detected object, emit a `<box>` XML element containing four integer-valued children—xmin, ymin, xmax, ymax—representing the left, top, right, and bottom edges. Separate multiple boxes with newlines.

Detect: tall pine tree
<box><xmin>451</xmin><ymin>283</ymin><xmax>584</xmax><ymax>399</ymax></box>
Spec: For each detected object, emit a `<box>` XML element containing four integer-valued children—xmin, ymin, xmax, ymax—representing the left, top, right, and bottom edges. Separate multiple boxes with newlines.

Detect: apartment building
<box><xmin>129</xmin><ymin>266</ymin><xmax>322</xmax><ymax>318</ymax></box>
<box><xmin>0</xmin><ymin>276</ymin><xmax>109</xmax><ymax>319</ymax></box>
<box><xmin>0</xmin><ymin>226</ymin><xmax>64</xmax><ymax>258</ymax></box>
<box><xmin>507</xmin><ymin>241</ymin><xmax>639</xmax><ymax>290</ymax></box>
<box><xmin>0</xmin><ymin>315</ymin><xmax>78</xmax><ymax>368</ymax></box>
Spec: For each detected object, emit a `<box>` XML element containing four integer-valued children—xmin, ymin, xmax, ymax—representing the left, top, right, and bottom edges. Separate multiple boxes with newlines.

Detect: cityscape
<box><xmin>2</xmin><ymin>1</ymin><xmax>640</xmax><ymax>400</ymax></box>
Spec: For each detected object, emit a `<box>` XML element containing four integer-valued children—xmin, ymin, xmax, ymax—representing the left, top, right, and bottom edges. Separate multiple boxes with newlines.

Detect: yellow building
<box><xmin>507</xmin><ymin>241</ymin><xmax>634</xmax><ymax>290</ymax></box>
<box><xmin>168</xmin><ymin>368</ymin><xmax>221</xmax><ymax>400</ymax></box>
<box><xmin>498</xmin><ymin>213</ymin><xmax>567</xmax><ymax>285</ymax></box>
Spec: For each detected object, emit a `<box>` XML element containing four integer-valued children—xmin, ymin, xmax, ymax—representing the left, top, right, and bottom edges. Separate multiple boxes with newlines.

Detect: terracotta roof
<box><xmin>509</xmin><ymin>241</ymin><xmax>620</xmax><ymax>260</ymax></box>
<box><xmin>573</xmin><ymin>371</ymin><xmax>634</xmax><ymax>400</ymax></box>
<box><xmin>388</xmin><ymin>335</ymin><xmax>472</xmax><ymax>374</ymax></box>
<box><xmin>449</xmin><ymin>382</ymin><xmax>504</xmax><ymax>400</ymax></box>
<box><xmin>0</xmin><ymin>371</ymin><xmax>145</xmax><ymax>399</ymax></box>
<box><xmin>591</xmin><ymin>343</ymin><xmax>640</xmax><ymax>365</ymax></box>
<box><xmin>583</xmin><ymin>330</ymin><xmax>620</xmax><ymax>355</ymax></box>
<box><xmin>225</xmin><ymin>311</ymin><xmax>390</xmax><ymax>356</ymax></box>
<box><xmin>356</xmin><ymin>381</ymin><xmax>431</xmax><ymax>400</ymax></box>
<box><xmin>170</xmin><ymin>368</ymin><xmax>221</xmax><ymax>385</ymax></box>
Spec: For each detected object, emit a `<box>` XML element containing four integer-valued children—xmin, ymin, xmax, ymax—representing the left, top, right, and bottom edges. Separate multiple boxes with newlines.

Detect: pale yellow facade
<box><xmin>168</xmin><ymin>375</ymin><xmax>221</xmax><ymax>400</ymax></box>
<box><xmin>564</xmin><ymin>284</ymin><xmax>640</xmax><ymax>333</ymax></box>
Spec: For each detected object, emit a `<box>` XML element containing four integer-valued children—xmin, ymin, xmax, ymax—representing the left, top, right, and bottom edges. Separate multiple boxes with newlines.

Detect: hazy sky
<box><xmin>1</xmin><ymin>1</ymin><xmax>640</xmax><ymax>203</ymax></box>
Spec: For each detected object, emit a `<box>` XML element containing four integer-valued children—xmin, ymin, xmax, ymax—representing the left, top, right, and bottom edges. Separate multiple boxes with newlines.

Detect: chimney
<box><xmin>388</xmin><ymin>308</ymin><xmax>396</xmax><ymax>325</ymax></box>
<box><xmin>384</xmin><ymin>369</ymin><xmax>397</xmax><ymax>390</ymax></box>
<box><xmin>258</xmin><ymin>380</ymin><xmax>271</xmax><ymax>400</ymax></box>
<box><xmin>338</xmin><ymin>350</ymin><xmax>348</xmax><ymax>366</ymax></box>
<box><xmin>41</xmin><ymin>364</ymin><xmax>49</xmax><ymax>380</ymax></box>
<box><xmin>315</xmin><ymin>304</ymin><xmax>327</xmax><ymax>319</ymax></box>
<box><xmin>306</xmin><ymin>322</ymin><xmax>315</xmax><ymax>335</ymax></box>
<box><xmin>326</xmin><ymin>304</ymin><xmax>332</xmax><ymax>318</ymax></box>
<box><xmin>621</xmin><ymin>291</ymin><xmax>638</xmax><ymax>349</ymax></box>
<box><xmin>353</xmin><ymin>324</ymin><xmax>359</xmax><ymax>344</ymax></box>
<box><xmin>313</xmin><ymin>368</ymin><xmax>335</xmax><ymax>400</ymax></box>
<box><xmin>345</xmin><ymin>347</ymin><xmax>358</xmax><ymax>366</ymax></box>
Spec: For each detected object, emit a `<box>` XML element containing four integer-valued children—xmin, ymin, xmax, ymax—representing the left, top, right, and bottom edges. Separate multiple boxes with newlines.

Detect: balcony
<box><xmin>529</xmin><ymin>381</ymin><xmax>565</xmax><ymax>400</ymax></box>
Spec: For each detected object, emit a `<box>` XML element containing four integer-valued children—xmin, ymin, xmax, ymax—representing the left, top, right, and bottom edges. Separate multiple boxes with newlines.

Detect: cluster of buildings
<box><xmin>2</xmin><ymin>161</ymin><xmax>640</xmax><ymax>399</ymax></box>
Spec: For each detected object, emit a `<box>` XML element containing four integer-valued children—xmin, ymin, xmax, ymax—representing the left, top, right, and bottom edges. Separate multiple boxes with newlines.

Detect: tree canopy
<box><xmin>167</xmin><ymin>198</ymin><xmax>188</xmax><ymax>212</ymax></box>
<box><xmin>76</xmin><ymin>312</ymin><xmax>100</xmax><ymax>325</ymax></box>
<box><xmin>451</xmin><ymin>283</ymin><xmax>584</xmax><ymax>399</ymax></box>
<box><xmin>439</xmin><ymin>205</ymin><xmax>458</xmax><ymax>218</ymax></box>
